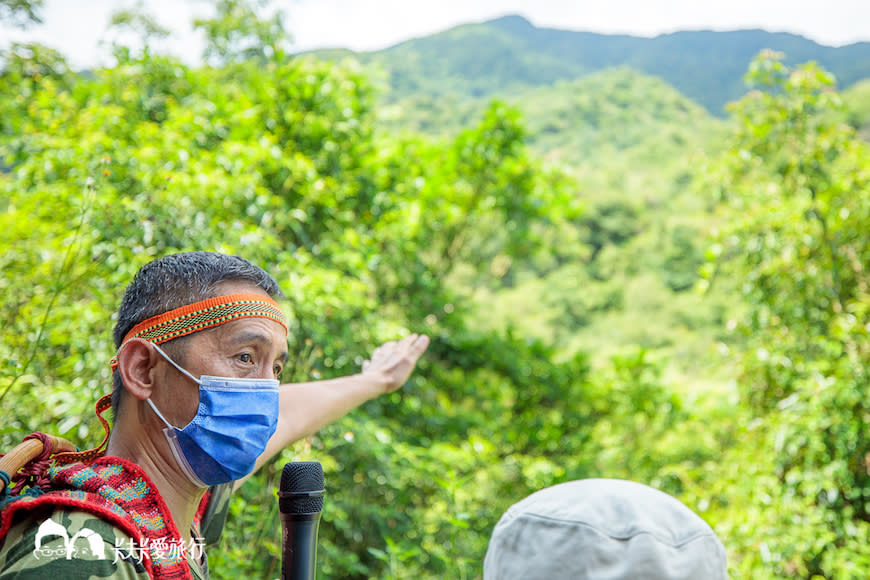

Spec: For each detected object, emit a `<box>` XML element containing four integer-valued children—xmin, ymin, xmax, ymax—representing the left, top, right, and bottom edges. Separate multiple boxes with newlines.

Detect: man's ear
<box><xmin>117</xmin><ymin>338</ymin><xmax>159</xmax><ymax>401</ymax></box>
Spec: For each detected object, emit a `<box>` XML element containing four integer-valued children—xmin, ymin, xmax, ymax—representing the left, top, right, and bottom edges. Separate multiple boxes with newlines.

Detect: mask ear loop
<box><xmin>150</xmin><ymin>343</ymin><xmax>202</xmax><ymax>385</ymax></box>
<box><xmin>146</xmin><ymin>393</ymin><xmax>208</xmax><ymax>488</ymax></box>
<box><xmin>146</xmin><ymin>398</ymin><xmax>175</xmax><ymax>430</ymax></box>
<box><xmin>147</xmin><ymin>343</ymin><xmax>209</xmax><ymax>488</ymax></box>
<box><xmin>57</xmin><ymin>341</ymin><xmax>195</xmax><ymax>465</ymax></box>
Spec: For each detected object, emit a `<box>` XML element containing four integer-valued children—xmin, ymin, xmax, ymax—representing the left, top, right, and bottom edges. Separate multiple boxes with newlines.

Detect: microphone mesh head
<box><xmin>279</xmin><ymin>461</ymin><xmax>324</xmax><ymax>514</ymax></box>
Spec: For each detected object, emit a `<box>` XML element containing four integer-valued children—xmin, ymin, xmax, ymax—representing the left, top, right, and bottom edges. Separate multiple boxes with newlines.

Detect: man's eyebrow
<box><xmin>228</xmin><ymin>331</ymin><xmax>289</xmax><ymax>362</ymax></box>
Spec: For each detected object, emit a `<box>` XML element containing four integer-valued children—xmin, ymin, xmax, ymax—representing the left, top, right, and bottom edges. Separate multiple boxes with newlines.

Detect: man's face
<box><xmin>152</xmin><ymin>282</ymin><xmax>289</xmax><ymax>428</ymax></box>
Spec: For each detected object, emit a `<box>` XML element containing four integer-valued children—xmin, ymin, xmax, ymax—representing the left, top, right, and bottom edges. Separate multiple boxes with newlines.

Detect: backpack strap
<box><xmin>1</xmin><ymin>458</ymin><xmax>196</xmax><ymax>580</ymax></box>
<box><xmin>0</xmin><ymin>487</ymin><xmax>157</xmax><ymax>578</ymax></box>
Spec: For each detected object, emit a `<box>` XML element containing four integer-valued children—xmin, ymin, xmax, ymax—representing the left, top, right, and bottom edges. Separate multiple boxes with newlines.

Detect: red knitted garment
<box><xmin>0</xmin><ymin>456</ymin><xmax>196</xmax><ymax>580</ymax></box>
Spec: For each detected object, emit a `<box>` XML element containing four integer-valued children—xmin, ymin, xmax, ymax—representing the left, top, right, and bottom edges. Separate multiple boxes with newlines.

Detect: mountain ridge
<box><xmin>303</xmin><ymin>14</ymin><xmax>870</xmax><ymax>114</ymax></box>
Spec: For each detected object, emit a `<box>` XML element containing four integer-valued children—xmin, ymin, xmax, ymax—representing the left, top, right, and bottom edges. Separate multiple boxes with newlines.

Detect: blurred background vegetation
<box><xmin>1</xmin><ymin>0</ymin><xmax>869</xmax><ymax>578</ymax></box>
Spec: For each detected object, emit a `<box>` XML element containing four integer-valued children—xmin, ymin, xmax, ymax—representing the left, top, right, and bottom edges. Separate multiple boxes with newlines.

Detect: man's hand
<box><xmin>361</xmin><ymin>334</ymin><xmax>430</xmax><ymax>394</ymax></box>
<box><xmin>242</xmin><ymin>332</ymin><xmax>432</xmax><ymax>486</ymax></box>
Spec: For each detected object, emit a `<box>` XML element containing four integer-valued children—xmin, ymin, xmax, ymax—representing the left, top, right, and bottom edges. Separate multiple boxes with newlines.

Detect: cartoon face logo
<box><xmin>33</xmin><ymin>518</ymin><xmax>106</xmax><ymax>560</ymax></box>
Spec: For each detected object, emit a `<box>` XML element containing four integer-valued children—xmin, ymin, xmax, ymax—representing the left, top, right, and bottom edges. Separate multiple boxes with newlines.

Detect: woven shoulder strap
<box><xmin>0</xmin><ymin>458</ymin><xmax>196</xmax><ymax>580</ymax></box>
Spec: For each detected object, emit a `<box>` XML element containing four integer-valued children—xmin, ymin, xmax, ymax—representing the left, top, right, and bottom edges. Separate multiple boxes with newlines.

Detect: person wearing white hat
<box><xmin>483</xmin><ymin>479</ymin><xmax>728</xmax><ymax>579</ymax></box>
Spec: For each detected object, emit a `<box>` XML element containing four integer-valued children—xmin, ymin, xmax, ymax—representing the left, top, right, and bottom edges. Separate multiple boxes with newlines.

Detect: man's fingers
<box><xmin>367</xmin><ymin>334</ymin><xmax>429</xmax><ymax>368</ymax></box>
<box><xmin>409</xmin><ymin>334</ymin><xmax>430</xmax><ymax>357</ymax></box>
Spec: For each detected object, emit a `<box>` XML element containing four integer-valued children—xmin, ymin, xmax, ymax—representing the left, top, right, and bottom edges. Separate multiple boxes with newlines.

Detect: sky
<box><xmin>1</xmin><ymin>0</ymin><xmax>869</xmax><ymax>70</ymax></box>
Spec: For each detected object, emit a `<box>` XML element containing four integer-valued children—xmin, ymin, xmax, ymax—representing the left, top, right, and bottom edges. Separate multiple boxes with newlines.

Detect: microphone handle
<box><xmin>281</xmin><ymin>512</ymin><xmax>321</xmax><ymax>580</ymax></box>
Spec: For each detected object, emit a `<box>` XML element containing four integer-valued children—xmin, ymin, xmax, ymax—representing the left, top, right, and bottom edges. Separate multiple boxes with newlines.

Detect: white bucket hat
<box><xmin>483</xmin><ymin>479</ymin><xmax>728</xmax><ymax>580</ymax></box>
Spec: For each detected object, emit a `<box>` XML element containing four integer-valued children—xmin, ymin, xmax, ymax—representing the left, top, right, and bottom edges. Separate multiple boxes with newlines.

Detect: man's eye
<box><xmin>273</xmin><ymin>364</ymin><xmax>283</xmax><ymax>378</ymax></box>
<box><xmin>239</xmin><ymin>353</ymin><xmax>253</xmax><ymax>364</ymax></box>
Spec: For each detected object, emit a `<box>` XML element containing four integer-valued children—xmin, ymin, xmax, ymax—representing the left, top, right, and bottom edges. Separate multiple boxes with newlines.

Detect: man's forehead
<box><xmin>214</xmin><ymin>280</ymin><xmax>272</xmax><ymax>297</ymax></box>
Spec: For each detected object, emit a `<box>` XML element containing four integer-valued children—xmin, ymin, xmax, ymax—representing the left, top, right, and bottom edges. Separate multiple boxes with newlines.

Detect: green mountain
<box><xmin>380</xmin><ymin>65</ymin><xmax>725</xmax><ymax>198</ymax></box>
<box><xmin>379</xmin><ymin>66</ymin><xmax>723</xmax><ymax>159</ymax></box>
<box><xmin>310</xmin><ymin>15</ymin><xmax>870</xmax><ymax>115</ymax></box>
<box><xmin>455</xmin><ymin>70</ymin><xmax>732</xmax><ymax>376</ymax></box>
<box><xmin>375</xmin><ymin>65</ymin><xmax>733</xmax><ymax>378</ymax></box>
<box><xmin>511</xmin><ymin>68</ymin><xmax>722</xmax><ymax>166</ymax></box>
<box><xmin>303</xmin><ymin>15</ymin><xmax>866</xmax><ymax>381</ymax></box>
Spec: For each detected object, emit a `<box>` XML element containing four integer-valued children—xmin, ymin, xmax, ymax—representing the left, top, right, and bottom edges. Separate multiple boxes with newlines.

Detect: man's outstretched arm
<box><xmin>241</xmin><ymin>334</ymin><xmax>430</xmax><ymax>486</ymax></box>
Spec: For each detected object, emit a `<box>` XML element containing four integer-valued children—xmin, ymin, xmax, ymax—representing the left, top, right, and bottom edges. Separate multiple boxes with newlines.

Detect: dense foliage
<box><xmin>842</xmin><ymin>78</ymin><xmax>870</xmax><ymax>140</ymax></box>
<box><xmin>2</xmin><ymin>4</ymin><xmax>869</xmax><ymax>579</ymax></box>
<box><xmin>688</xmin><ymin>51</ymin><xmax>870</xmax><ymax>578</ymax></box>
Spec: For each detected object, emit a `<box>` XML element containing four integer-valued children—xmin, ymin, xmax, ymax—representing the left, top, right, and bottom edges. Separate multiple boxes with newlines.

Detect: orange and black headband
<box><xmin>110</xmin><ymin>293</ymin><xmax>288</xmax><ymax>370</ymax></box>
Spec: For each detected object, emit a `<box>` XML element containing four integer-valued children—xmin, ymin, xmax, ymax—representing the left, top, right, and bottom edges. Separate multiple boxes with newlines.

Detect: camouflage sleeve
<box><xmin>0</xmin><ymin>508</ymin><xmax>148</xmax><ymax>579</ymax></box>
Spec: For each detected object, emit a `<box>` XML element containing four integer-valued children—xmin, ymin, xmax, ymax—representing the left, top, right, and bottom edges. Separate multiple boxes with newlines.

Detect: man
<box><xmin>0</xmin><ymin>251</ymin><xmax>429</xmax><ymax>579</ymax></box>
<box><xmin>483</xmin><ymin>478</ymin><xmax>729</xmax><ymax>580</ymax></box>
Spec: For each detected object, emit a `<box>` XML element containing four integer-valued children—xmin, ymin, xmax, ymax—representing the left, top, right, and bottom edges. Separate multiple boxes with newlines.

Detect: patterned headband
<box><xmin>110</xmin><ymin>293</ymin><xmax>288</xmax><ymax>370</ymax></box>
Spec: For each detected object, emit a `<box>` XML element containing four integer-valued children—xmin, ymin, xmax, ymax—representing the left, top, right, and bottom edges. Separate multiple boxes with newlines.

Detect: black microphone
<box><xmin>278</xmin><ymin>461</ymin><xmax>325</xmax><ymax>580</ymax></box>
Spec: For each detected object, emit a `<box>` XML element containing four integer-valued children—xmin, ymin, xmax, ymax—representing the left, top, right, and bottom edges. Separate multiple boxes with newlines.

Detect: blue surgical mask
<box><xmin>147</xmin><ymin>343</ymin><xmax>280</xmax><ymax>487</ymax></box>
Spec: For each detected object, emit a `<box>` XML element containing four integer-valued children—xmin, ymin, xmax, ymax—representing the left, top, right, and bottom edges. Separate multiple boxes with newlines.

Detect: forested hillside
<box><xmin>377</xmin><ymin>66</ymin><xmax>734</xmax><ymax>384</ymax></box>
<box><xmin>2</xmin><ymin>2</ymin><xmax>870</xmax><ymax>579</ymax></box>
<box><xmin>316</xmin><ymin>14</ymin><xmax>870</xmax><ymax>115</ymax></box>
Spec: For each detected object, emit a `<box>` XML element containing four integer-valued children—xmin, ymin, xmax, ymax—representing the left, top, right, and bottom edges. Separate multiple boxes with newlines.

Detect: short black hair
<box><xmin>111</xmin><ymin>251</ymin><xmax>283</xmax><ymax>413</ymax></box>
